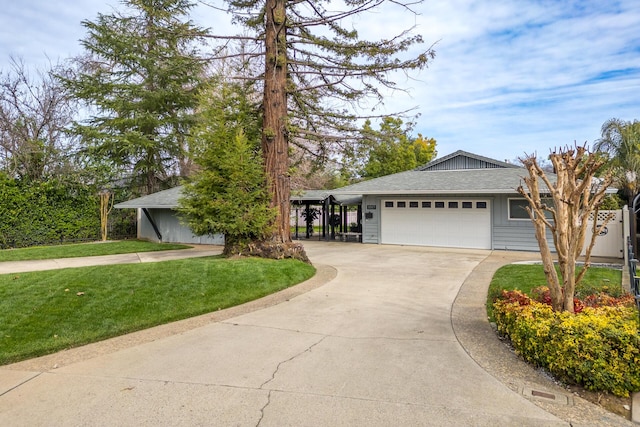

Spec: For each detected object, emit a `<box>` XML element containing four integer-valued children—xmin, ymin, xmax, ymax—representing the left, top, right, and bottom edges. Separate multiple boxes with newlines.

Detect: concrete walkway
<box><xmin>0</xmin><ymin>245</ymin><xmax>223</xmax><ymax>275</ymax></box>
<box><xmin>0</xmin><ymin>242</ymin><xmax>633</xmax><ymax>426</ymax></box>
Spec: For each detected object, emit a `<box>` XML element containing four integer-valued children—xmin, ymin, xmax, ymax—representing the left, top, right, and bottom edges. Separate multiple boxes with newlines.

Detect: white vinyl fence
<box><xmin>582</xmin><ymin>210</ymin><xmax>623</xmax><ymax>259</ymax></box>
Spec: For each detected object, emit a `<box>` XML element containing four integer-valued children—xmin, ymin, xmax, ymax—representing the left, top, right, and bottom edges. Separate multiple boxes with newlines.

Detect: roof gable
<box><xmin>417</xmin><ymin>150</ymin><xmax>518</xmax><ymax>171</ymax></box>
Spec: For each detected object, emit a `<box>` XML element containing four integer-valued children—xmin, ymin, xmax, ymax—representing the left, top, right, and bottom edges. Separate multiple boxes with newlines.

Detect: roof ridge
<box><xmin>416</xmin><ymin>150</ymin><xmax>519</xmax><ymax>170</ymax></box>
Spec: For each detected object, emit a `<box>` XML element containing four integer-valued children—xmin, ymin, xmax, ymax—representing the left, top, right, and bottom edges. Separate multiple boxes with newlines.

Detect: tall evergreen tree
<box><xmin>178</xmin><ymin>81</ymin><xmax>275</xmax><ymax>256</ymax></box>
<box><xmin>219</xmin><ymin>0</ymin><xmax>435</xmax><ymax>253</ymax></box>
<box><xmin>60</xmin><ymin>0</ymin><xmax>207</xmax><ymax>195</ymax></box>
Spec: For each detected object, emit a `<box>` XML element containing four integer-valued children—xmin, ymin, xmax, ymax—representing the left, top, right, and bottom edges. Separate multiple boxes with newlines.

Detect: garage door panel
<box><xmin>381</xmin><ymin>200</ymin><xmax>491</xmax><ymax>249</ymax></box>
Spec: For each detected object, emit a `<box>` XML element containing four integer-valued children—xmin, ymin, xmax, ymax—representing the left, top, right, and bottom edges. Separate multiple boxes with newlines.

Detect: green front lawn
<box><xmin>0</xmin><ymin>240</ymin><xmax>191</xmax><ymax>262</ymax></box>
<box><xmin>486</xmin><ymin>263</ymin><xmax>622</xmax><ymax>319</ymax></box>
<box><xmin>0</xmin><ymin>256</ymin><xmax>316</xmax><ymax>365</ymax></box>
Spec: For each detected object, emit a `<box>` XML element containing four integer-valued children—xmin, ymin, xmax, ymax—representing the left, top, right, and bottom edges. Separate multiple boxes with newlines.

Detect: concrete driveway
<box><xmin>0</xmin><ymin>242</ymin><xmax>616</xmax><ymax>426</ymax></box>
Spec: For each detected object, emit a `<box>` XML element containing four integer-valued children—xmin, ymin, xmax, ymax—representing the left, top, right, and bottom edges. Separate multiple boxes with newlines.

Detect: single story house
<box><xmin>115</xmin><ymin>150</ymin><xmax>622</xmax><ymax>256</ymax></box>
<box><xmin>329</xmin><ymin>150</ymin><xmax>621</xmax><ymax>254</ymax></box>
<box><xmin>114</xmin><ymin>186</ymin><xmax>224</xmax><ymax>245</ymax></box>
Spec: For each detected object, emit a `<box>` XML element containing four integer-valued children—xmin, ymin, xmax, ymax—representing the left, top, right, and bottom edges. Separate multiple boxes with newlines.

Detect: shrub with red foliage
<box><xmin>499</xmin><ymin>289</ymin><xmax>531</xmax><ymax>306</ymax></box>
<box><xmin>528</xmin><ymin>286</ymin><xmax>633</xmax><ymax>313</ymax></box>
<box><xmin>582</xmin><ymin>293</ymin><xmax>636</xmax><ymax>308</ymax></box>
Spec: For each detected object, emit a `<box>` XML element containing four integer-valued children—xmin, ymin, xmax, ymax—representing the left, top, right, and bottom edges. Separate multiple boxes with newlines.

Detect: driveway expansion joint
<box><xmin>0</xmin><ymin>371</ymin><xmax>42</xmax><ymax>398</ymax></box>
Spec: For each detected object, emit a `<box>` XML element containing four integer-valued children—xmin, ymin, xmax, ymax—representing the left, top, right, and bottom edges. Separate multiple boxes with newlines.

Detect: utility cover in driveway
<box><xmin>381</xmin><ymin>198</ymin><xmax>491</xmax><ymax>249</ymax></box>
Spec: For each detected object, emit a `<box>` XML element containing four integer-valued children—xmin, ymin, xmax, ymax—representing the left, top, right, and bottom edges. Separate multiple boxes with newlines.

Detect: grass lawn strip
<box><xmin>0</xmin><ymin>256</ymin><xmax>315</xmax><ymax>365</ymax></box>
<box><xmin>486</xmin><ymin>263</ymin><xmax>622</xmax><ymax>320</ymax></box>
<box><xmin>0</xmin><ymin>240</ymin><xmax>191</xmax><ymax>262</ymax></box>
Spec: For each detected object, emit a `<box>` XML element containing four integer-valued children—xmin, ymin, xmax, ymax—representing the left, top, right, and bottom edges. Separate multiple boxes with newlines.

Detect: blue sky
<box><xmin>1</xmin><ymin>0</ymin><xmax>638</xmax><ymax>163</ymax></box>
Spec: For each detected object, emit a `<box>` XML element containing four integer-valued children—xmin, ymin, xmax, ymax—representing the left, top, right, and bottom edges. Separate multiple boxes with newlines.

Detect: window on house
<box><xmin>448</xmin><ymin>201</ymin><xmax>459</xmax><ymax>208</ymax></box>
<box><xmin>508</xmin><ymin>198</ymin><xmax>554</xmax><ymax>220</ymax></box>
<box><xmin>409</xmin><ymin>201</ymin><xmax>419</xmax><ymax>208</ymax></box>
<box><xmin>508</xmin><ymin>199</ymin><xmax>530</xmax><ymax>220</ymax></box>
<box><xmin>397</xmin><ymin>201</ymin><xmax>406</xmax><ymax>208</ymax></box>
<box><xmin>422</xmin><ymin>201</ymin><xmax>431</xmax><ymax>208</ymax></box>
<box><xmin>435</xmin><ymin>201</ymin><xmax>445</xmax><ymax>208</ymax></box>
<box><xmin>462</xmin><ymin>201</ymin><xmax>473</xmax><ymax>209</ymax></box>
<box><xmin>385</xmin><ymin>201</ymin><xmax>394</xmax><ymax>208</ymax></box>
<box><xmin>476</xmin><ymin>201</ymin><xmax>487</xmax><ymax>209</ymax></box>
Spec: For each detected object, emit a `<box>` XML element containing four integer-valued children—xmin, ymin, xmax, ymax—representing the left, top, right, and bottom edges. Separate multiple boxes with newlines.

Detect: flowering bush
<box><xmin>494</xmin><ymin>290</ymin><xmax>640</xmax><ymax>397</ymax></box>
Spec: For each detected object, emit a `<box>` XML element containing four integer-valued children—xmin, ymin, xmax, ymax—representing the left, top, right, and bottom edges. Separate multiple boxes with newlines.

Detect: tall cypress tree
<box><xmin>60</xmin><ymin>0</ymin><xmax>207</xmax><ymax>195</ymax></box>
<box><xmin>178</xmin><ymin>80</ymin><xmax>276</xmax><ymax>256</ymax></box>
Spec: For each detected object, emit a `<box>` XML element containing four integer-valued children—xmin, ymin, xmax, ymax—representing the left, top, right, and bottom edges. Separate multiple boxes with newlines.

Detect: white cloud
<box><xmin>1</xmin><ymin>0</ymin><xmax>638</xmax><ymax>162</ymax></box>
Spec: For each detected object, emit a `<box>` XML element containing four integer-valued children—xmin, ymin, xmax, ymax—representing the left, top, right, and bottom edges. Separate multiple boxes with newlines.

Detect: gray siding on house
<box><xmin>491</xmin><ymin>194</ymin><xmax>548</xmax><ymax>251</ymax></box>
<box><xmin>362</xmin><ymin>195</ymin><xmax>380</xmax><ymax>243</ymax></box>
<box><xmin>359</xmin><ymin>193</ymin><xmax>546</xmax><ymax>251</ymax></box>
<box><xmin>417</xmin><ymin>150</ymin><xmax>517</xmax><ymax>172</ymax></box>
<box><xmin>423</xmin><ymin>157</ymin><xmax>504</xmax><ymax>171</ymax></box>
<box><xmin>139</xmin><ymin>208</ymin><xmax>224</xmax><ymax>245</ymax></box>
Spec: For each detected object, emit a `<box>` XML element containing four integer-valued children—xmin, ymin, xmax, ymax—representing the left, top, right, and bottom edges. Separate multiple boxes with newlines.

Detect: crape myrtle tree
<box><xmin>60</xmin><ymin>0</ymin><xmax>207</xmax><ymax>196</ymax></box>
<box><xmin>212</xmin><ymin>0</ymin><xmax>435</xmax><ymax>257</ymax></box>
<box><xmin>518</xmin><ymin>145</ymin><xmax>613</xmax><ymax>313</ymax></box>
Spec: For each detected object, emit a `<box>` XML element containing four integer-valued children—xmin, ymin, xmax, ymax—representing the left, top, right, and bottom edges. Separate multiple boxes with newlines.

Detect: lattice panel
<box><xmin>588</xmin><ymin>211</ymin><xmax>617</xmax><ymax>222</ymax></box>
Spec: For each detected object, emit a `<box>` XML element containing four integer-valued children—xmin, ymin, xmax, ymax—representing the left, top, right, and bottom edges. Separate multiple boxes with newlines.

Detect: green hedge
<box><xmin>0</xmin><ymin>176</ymin><xmax>101</xmax><ymax>248</ymax></box>
<box><xmin>494</xmin><ymin>290</ymin><xmax>640</xmax><ymax>397</ymax></box>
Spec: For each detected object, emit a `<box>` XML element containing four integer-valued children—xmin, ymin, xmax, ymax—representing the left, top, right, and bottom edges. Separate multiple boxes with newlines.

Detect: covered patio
<box><xmin>290</xmin><ymin>190</ymin><xmax>362</xmax><ymax>242</ymax></box>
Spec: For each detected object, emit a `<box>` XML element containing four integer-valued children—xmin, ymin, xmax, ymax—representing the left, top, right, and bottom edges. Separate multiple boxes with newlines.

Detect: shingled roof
<box><xmin>332</xmin><ymin>167</ymin><xmax>531</xmax><ymax>195</ymax></box>
<box><xmin>115</xmin><ymin>151</ymin><xmax>614</xmax><ymax>208</ymax></box>
<box><xmin>114</xmin><ymin>186</ymin><xmax>183</xmax><ymax>209</ymax></box>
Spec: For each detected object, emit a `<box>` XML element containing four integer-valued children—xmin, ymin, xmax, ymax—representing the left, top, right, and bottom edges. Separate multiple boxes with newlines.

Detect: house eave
<box><xmin>114</xmin><ymin>203</ymin><xmax>178</xmax><ymax>209</ymax></box>
<box><xmin>334</xmin><ymin>189</ymin><xmax>523</xmax><ymax>196</ymax></box>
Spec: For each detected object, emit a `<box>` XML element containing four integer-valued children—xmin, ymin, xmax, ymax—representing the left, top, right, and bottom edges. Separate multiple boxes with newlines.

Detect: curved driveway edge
<box><xmin>452</xmin><ymin>250</ymin><xmax>634</xmax><ymax>427</ymax></box>
<box><xmin>2</xmin><ymin>263</ymin><xmax>337</xmax><ymax>373</ymax></box>
<box><xmin>0</xmin><ymin>242</ymin><xmax>631</xmax><ymax>426</ymax></box>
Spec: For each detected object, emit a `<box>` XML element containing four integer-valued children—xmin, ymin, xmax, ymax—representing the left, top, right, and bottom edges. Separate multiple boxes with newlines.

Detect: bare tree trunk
<box><xmin>521</xmin><ymin>160</ymin><xmax>563</xmax><ymax>311</ymax></box>
<box><xmin>519</xmin><ymin>145</ymin><xmax>612</xmax><ymax>313</ymax></box>
<box><xmin>262</xmin><ymin>0</ymin><xmax>291</xmax><ymax>244</ymax></box>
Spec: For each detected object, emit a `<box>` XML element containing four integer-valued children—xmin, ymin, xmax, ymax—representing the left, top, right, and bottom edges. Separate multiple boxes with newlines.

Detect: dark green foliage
<box><xmin>180</xmin><ymin>130</ymin><xmax>275</xmax><ymax>252</ymax></box>
<box><xmin>60</xmin><ymin>0</ymin><xmax>207</xmax><ymax>195</ymax></box>
<box><xmin>0</xmin><ymin>174</ymin><xmax>101</xmax><ymax>248</ymax></box>
<box><xmin>354</xmin><ymin>117</ymin><xmax>437</xmax><ymax>179</ymax></box>
<box><xmin>178</xmin><ymin>82</ymin><xmax>274</xmax><ymax>254</ymax></box>
<box><xmin>599</xmin><ymin>193</ymin><xmax>625</xmax><ymax>210</ymax></box>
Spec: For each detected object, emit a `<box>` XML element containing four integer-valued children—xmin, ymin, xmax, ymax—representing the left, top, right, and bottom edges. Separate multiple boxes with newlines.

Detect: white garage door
<box><xmin>381</xmin><ymin>199</ymin><xmax>491</xmax><ymax>249</ymax></box>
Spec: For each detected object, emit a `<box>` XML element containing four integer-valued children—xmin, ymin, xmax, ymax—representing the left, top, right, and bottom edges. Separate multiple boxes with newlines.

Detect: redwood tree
<box><xmin>220</xmin><ymin>0</ymin><xmax>435</xmax><ymax>250</ymax></box>
<box><xmin>262</xmin><ymin>0</ymin><xmax>289</xmax><ymax>243</ymax></box>
<box><xmin>518</xmin><ymin>145</ymin><xmax>613</xmax><ymax>313</ymax></box>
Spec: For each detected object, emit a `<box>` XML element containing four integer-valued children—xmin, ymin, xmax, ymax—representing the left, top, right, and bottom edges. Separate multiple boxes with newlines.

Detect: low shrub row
<box><xmin>493</xmin><ymin>289</ymin><xmax>640</xmax><ymax>397</ymax></box>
